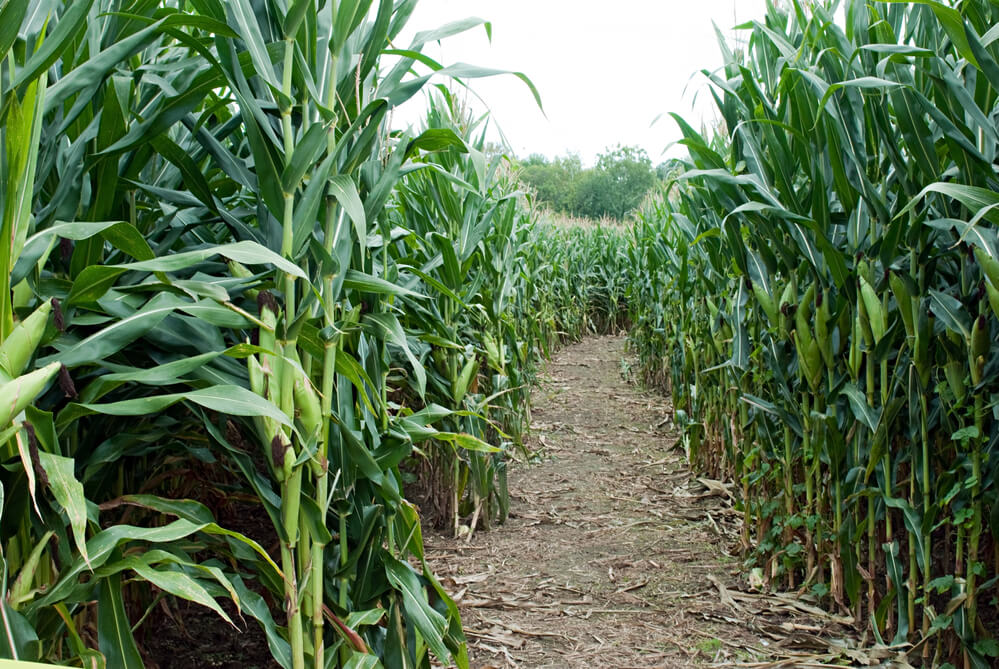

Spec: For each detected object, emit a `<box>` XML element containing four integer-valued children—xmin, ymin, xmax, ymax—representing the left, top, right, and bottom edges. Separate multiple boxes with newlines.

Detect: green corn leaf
<box><xmin>97</xmin><ymin>574</ymin><xmax>144</xmax><ymax>669</ymax></box>
<box><xmin>36</xmin><ymin>452</ymin><xmax>90</xmax><ymax>568</ymax></box>
<box><xmin>15</xmin><ymin>220</ymin><xmax>152</xmax><ymax>283</ymax></box>
<box><xmin>0</xmin><ymin>0</ymin><xmax>28</xmax><ymax>64</ymax></box>
<box><xmin>0</xmin><ymin>561</ymin><xmax>40</xmax><ymax>660</ymax></box>
<box><xmin>129</xmin><ymin>560</ymin><xmax>234</xmax><ymax>627</ymax></box>
<box><xmin>434</xmin><ymin>432</ymin><xmax>500</xmax><ymax>453</ymax></box>
<box><xmin>344</xmin><ymin>269</ymin><xmax>425</xmax><ymax>299</ymax></box>
<box><xmin>383</xmin><ymin>556</ymin><xmax>451</xmax><ymax>664</ymax></box>
<box><xmin>9</xmin><ymin>0</ymin><xmax>95</xmax><ymax>96</ymax></box>
<box><xmin>345</xmin><ymin>610</ymin><xmax>385</xmax><ymax>628</ymax></box>
<box><xmin>224</xmin><ymin>0</ymin><xmax>279</xmax><ymax>88</ymax></box>
<box><xmin>342</xmin><ymin>653</ymin><xmax>381</xmax><ymax>669</ymax></box>
<box><xmin>106</xmin><ymin>494</ymin><xmax>215</xmax><ymax>525</ymax></box>
<box><xmin>43</xmin><ymin>18</ymin><xmax>168</xmax><ymax>115</ymax></box>
<box><xmin>77</xmin><ymin>385</ymin><xmax>291</xmax><ymax>426</ymax></box>
<box><xmin>405</xmin><ymin>127</ymin><xmax>468</xmax><ymax>156</ymax></box>
<box><xmin>903</xmin><ymin>183</ymin><xmax>999</xmax><ymax>226</ymax></box>
<box><xmin>291</xmin><ymin>154</ymin><xmax>337</xmax><ymax>255</ymax></box>
<box><xmin>884</xmin><ymin>0</ymin><xmax>979</xmax><ymax>67</ymax></box>
<box><xmin>297</xmin><ymin>495</ymin><xmax>333</xmax><ymax>545</ymax></box>
<box><xmin>112</xmin><ymin>241</ymin><xmax>306</xmax><ymax>279</ymax></box>
<box><xmin>281</xmin><ymin>123</ymin><xmax>328</xmax><ymax>192</ymax></box>
<box><xmin>40</xmin><ymin>293</ymin><xmax>186</xmax><ymax>368</ymax></box>
<box><xmin>65</xmin><ymin>266</ymin><xmax>126</xmax><ymax>306</ymax></box>
<box><xmin>230</xmin><ymin>575</ymin><xmax>292</xmax><ymax>669</ymax></box>
<box><xmin>328</xmin><ymin>174</ymin><xmax>368</xmax><ymax>244</ymax></box>
<box><xmin>929</xmin><ymin>289</ymin><xmax>971</xmax><ymax>341</ymax></box>
<box><xmin>33</xmin><ymin>519</ymin><xmax>280</xmax><ymax>610</ymax></box>
<box><xmin>363</xmin><ymin>312</ymin><xmax>426</xmax><ymax>396</ymax></box>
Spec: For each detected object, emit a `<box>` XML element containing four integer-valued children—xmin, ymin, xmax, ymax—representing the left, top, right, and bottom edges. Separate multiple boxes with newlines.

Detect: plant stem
<box><xmin>967</xmin><ymin>393</ymin><xmax>983</xmax><ymax>636</ymax></box>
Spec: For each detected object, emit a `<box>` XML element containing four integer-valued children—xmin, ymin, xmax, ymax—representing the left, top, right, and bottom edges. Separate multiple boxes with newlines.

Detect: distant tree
<box><xmin>594</xmin><ymin>145</ymin><xmax>657</xmax><ymax>219</ymax></box>
<box><xmin>519</xmin><ymin>153</ymin><xmax>581</xmax><ymax>213</ymax></box>
<box><xmin>572</xmin><ymin>168</ymin><xmax>614</xmax><ymax>220</ymax></box>
<box><xmin>566</xmin><ymin>145</ymin><xmax>656</xmax><ymax>219</ymax></box>
<box><xmin>518</xmin><ymin>146</ymin><xmax>654</xmax><ymax>220</ymax></box>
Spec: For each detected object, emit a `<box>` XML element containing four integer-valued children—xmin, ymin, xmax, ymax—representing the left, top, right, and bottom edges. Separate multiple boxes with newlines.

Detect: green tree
<box><xmin>519</xmin><ymin>153</ymin><xmax>581</xmax><ymax>213</ymax></box>
<box><xmin>593</xmin><ymin>145</ymin><xmax>657</xmax><ymax>219</ymax></box>
<box><xmin>519</xmin><ymin>146</ymin><xmax>655</xmax><ymax>221</ymax></box>
<box><xmin>568</xmin><ymin>146</ymin><xmax>656</xmax><ymax>220</ymax></box>
<box><xmin>572</xmin><ymin>168</ymin><xmax>614</xmax><ymax>219</ymax></box>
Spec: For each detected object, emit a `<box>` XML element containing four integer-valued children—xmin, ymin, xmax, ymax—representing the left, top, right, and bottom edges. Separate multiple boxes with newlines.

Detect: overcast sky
<box><xmin>394</xmin><ymin>1</ymin><xmax>771</xmax><ymax>166</ymax></box>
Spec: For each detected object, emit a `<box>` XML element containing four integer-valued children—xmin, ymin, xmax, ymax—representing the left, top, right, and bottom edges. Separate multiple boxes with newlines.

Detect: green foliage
<box><xmin>621</xmin><ymin>0</ymin><xmax>999</xmax><ymax>664</ymax></box>
<box><xmin>518</xmin><ymin>145</ymin><xmax>656</xmax><ymax>220</ymax></box>
<box><xmin>518</xmin><ymin>153</ymin><xmax>581</xmax><ymax>213</ymax></box>
<box><xmin>590</xmin><ymin>146</ymin><xmax>657</xmax><ymax>220</ymax></box>
<box><xmin>0</xmin><ymin>2</ymin><xmax>548</xmax><ymax>668</ymax></box>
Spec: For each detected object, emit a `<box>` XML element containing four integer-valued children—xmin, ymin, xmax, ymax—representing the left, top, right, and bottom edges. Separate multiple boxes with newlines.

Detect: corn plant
<box><xmin>0</xmin><ymin>15</ymin><xmax>63</xmax><ymax>658</ymax></box>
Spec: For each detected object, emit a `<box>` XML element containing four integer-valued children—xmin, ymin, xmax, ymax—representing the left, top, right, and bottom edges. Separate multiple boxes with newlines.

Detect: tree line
<box><xmin>517</xmin><ymin>145</ymin><xmax>675</xmax><ymax>221</ymax></box>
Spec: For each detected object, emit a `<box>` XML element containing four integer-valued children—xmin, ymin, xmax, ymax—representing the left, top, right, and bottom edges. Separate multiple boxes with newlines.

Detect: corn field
<box><xmin>6</xmin><ymin>0</ymin><xmax>999</xmax><ymax>667</ymax></box>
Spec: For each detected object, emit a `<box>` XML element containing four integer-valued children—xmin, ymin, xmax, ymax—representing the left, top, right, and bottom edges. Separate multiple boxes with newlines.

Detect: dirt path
<box><xmin>427</xmin><ymin>335</ymin><xmax>855</xmax><ymax>669</ymax></box>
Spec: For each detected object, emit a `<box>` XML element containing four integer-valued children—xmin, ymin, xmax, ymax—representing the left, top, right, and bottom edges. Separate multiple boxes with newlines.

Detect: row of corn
<box><xmin>623</xmin><ymin>1</ymin><xmax>999</xmax><ymax>666</ymax></box>
<box><xmin>0</xmin><ymin>2</ymin><xmax>601</xmax><ymax>669</ymax></box>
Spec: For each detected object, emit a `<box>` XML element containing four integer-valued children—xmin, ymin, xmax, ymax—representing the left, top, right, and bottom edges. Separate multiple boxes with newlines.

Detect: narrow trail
<box><xmin>427</xmin><ymin>335</ymin><xmax>853</xmax><ymax>669</ymax></box>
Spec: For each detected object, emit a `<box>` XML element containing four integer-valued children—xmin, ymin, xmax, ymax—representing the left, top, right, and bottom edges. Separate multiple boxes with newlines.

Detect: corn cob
<box><xmin>791</xmin><ymin>287</ymin><xmax>822</xmax><ymax>389</ymax></box>
<box><xmin>859</xmin><ymin>276</ymin><xmax>885</xmax><ymax>344</ymax></box>
<box><xmin>483</xmin><ymin>333</ymin><xmax>501</xmax><ymax>372</ymax></box>
<box><xmin>751</xmin><ymin>280</ymin><xmax>778</xmax><ymax>327</ymax></box>
<box><xmin>970</xmin><ymin>314</ymin><xmax>989</xmax><ymax>384</ymax></box>
<box><xmin>889</xmin><ymin>272</ymin><xmax>914</xmax><ymax>339</ymax></box>
<box><xmin>0</xmin><ymin>362</ymin><xmax>61</xmax><ymax>427</ymax></box>
<box><xmin>848</xmin><ymin>311</ymin><xmax>863</xmax><ymax>380</ymax></box>
<box><xmin>293</xmin><ymin>365</ymin><xmax>322</xmax><ymax>441</ymax></box>
<box><xmin>0</xmin><ymin>299</ymin><xmax>52</xmax><ymax>380</ymax></box>
<box><xmin>815</xmin><ymin>289</ymin><xmax>833</xmax><ymax>369</ymax></box>
<box><xmin>257</xmin><ymin>292</ymin><xmax>283</xmax><ymax>409</ymax></box>
<box><xmin>454</xmin><ymin>355</ymin><xmax>479</xmax><ymax>405</ymax></box>
<box><xmin>945</xmin><ymin>359</ymin><xmax>967</xmax><ymax>404</ymax></box>
<box><xmin>778</xmin><ymin>281</ymin><xmax>795</xmax><ymax>339</ymax></box>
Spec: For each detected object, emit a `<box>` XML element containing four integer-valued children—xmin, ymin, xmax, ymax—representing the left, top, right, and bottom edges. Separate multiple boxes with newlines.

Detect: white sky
<box><xmin>394</xmin><ymin>1</ymin><xmax>771</xmax><ymax>166</ymax></box>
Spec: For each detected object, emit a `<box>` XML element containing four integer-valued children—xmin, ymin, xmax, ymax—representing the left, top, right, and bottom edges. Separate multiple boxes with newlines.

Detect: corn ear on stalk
<box><xmin>453</xmin><ymin>354</ymin><xmax>479</xmax><ymax>405</ymax></box>
<box><xmin>815</xmin><ymin>289</ymin><xmax>833</xmax><ymax>369</ymax></box>
<box><xmin>778</xmin><ymin>281</ymin><xmax>795</xmax><ymax>338</ymax></box>
<box><xmin>945</xmin><ymin>359</ymin><xmax>967</xmax><ymax>404</ymax></box>
<box><xmin>858</xmin><ymin>276</ymin><xmax>885</xmax><ymax>344</ymax></box>
<box><xmin>889</xmin><ymin>273</ymin><xmax>914</xmax><ymax>339</ymax></box>
<box><xmin>970</xmin><ymin>314</ymin><xmax>989</xmax><ymax>384</ymax></box>
<box><xmin>0</xmin><ymin>299</ymin><xmax>52</xmax><ymax>380</ymax></box>
<box><xmin>752</xmin><ymin>280</ymin><xmax>778</xmax><ymax>327</ymax></box>
<box><xmin>0</xmin><ymin>362</ymin><xmax>61</xmax><ymax>427</ymax></box>
<box><xmin>792</xmin><ymin>287</ymin><xmax>822</xmax><ymax>389</ymax></box>
<box><xmin>293</xmin><ymin>366</ymin><xmax>322</xmax><ymax>440</ymax></box>
<box><xmin>848</xmin><ymin>311</ymin><xmax>863</xmax><ymax>380</ymax></box>
<box><xmin>249</xmin><ymin>354</ymin><xmax>286</xmax><ymax>480</ymax></box>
